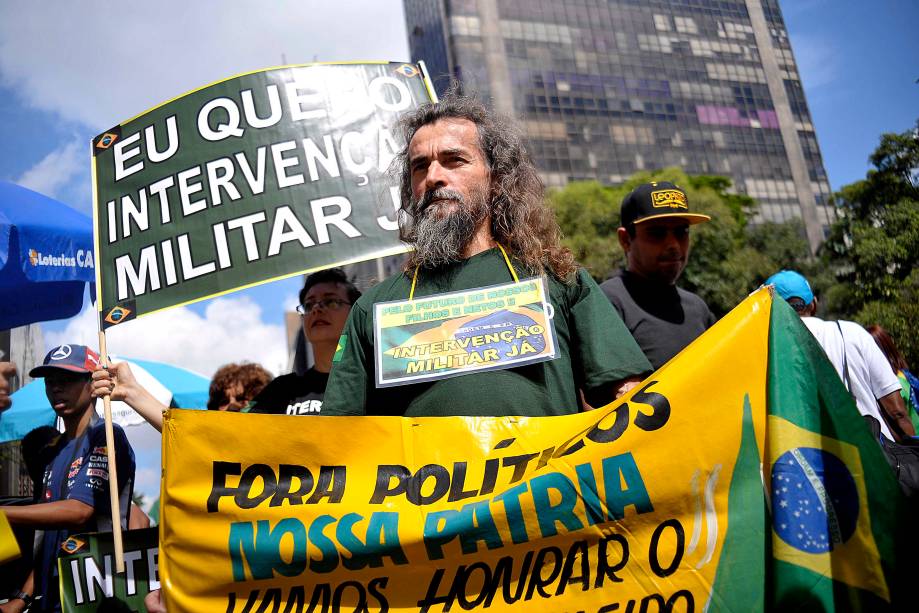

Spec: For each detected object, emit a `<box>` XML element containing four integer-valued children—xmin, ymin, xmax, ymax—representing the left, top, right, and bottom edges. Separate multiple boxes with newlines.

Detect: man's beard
<box><xmin>406</xmin><ymin>186</ymin><xmax>489</xmax><ymax>269</ymax></box>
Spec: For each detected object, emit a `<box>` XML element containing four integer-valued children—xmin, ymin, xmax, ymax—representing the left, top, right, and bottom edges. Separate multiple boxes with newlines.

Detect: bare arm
<box><xmin>614</xmin><ymin>376</ymin><xmax>643</xmax><ymax>399</ymax></box>
<box><xmin>4</xmin><ymin>499</ymin><xmax>94</xmax><ymax>529</ymax></box>
<box><xmin>878</xmin><ymin>390</ymin><xmax>916</xmax><ymax>441</ymax></box>
<box><xmin>0</xmin><ymin>570</ymin><xmax>33</xmax><ymax>613</ymax></box>
<box><xmin>129</xmin><ymin>502</ymin><xmax>151</xmax><ymax>529</ymax></box>
<box><xmin>144</xmin><ymin>589</ymin><xmax>167</xmax><ymax>613</ymax></box>
<box><xmin>92</xmin><ymin>362</ymin><xmax>168</xmax><ymax>432</ymax></box>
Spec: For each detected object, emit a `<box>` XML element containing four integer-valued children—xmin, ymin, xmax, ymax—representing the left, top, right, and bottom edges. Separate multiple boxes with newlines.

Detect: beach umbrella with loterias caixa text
<box><xmin>0</xmin><ymin>181</ymin><xmax>95</xmax><ymax>331</ymax></box>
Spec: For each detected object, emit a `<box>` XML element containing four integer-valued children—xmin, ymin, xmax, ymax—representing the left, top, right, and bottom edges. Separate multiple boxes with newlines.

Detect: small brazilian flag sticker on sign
<box><xmin>333</xmin><ymin>335</ymin><xmax>347</xmax><ymax>362</ymax></box>
<box><xmin>101</xmin><ymin>300</ymin><xmax>136</xmax><ymax>330</ymax></box>
<box><xmin>93</xmin><ymin>126</ymin><xmax>122</xmax><ymax>156</ymax></box>
<box><xmin>395</xmin><ymin>63</ymin><xmax>419</xmax><ymax>78</ymax></box>
<box><xmin>61</xmin><ymin>536</ymin><xmax>86</xmax><ymax>554</ymax></box>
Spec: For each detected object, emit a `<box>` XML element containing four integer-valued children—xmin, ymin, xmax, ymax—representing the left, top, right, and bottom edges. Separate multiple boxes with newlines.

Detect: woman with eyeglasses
<box><xmin>247</xmin><ymin>268</ymin><xmax>360</xmax><ymax>416</ymax></box>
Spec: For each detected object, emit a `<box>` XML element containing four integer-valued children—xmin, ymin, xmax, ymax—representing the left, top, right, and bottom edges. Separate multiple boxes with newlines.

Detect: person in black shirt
<box><xmin>248</xmin><ymin>268</ymin><xmax>361</xmax><ymax>415</ymax></box>
<box><xmin>600</xmin><ymin>181</ymin><xmax>715</xmax><ymax>371</ymax></box>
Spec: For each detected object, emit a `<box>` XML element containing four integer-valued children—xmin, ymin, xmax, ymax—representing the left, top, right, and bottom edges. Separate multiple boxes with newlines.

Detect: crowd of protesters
<box><xmin>2</xmin><ymin>90</ymin><xmax>918</xmax><ymax>611</ymax></box>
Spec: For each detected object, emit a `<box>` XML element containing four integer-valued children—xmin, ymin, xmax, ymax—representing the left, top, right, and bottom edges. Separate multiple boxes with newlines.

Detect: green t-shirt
<box><xmin>322</xmin><ymin>248</ymin><xmax>652</xmax><ymax>417</ymax></box>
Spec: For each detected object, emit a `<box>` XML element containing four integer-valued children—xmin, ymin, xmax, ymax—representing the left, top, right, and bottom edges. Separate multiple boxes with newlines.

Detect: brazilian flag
<box><xmin>765</xmin><ymin>299</ymin><xmax>909</xmax><ymax>608</ymax></box>
<box><xmin>711</xmin><ymin>296</ymin><xmax>909</xmax><ymax>610</ymax></box>
<box><xmin>332</xmin><ymin>334</ymin><xmax>347</xmax><ymax>363</ymax></box>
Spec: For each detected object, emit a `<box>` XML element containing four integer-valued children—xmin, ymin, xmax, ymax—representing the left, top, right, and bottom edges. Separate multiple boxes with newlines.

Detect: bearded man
<box><xmin>321</xmin><ymin>93</ymin><xmax>651</xmax><ymax>417</ymax></box>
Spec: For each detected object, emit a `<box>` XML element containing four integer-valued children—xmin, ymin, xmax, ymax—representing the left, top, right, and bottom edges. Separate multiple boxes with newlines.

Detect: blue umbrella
<box><xmin>0</xmin><ymin>356</ymin><xmax>209</xmax><ymax>442</ymax></box>
<box><xmin>0</xmin><ymin>181</ymin><xmax>95</xmax><ymax>330</ymax></box>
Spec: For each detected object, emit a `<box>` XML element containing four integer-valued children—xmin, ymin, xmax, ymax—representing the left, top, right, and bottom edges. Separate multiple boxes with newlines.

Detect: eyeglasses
<box><xmin>296</xmin><ymin>298</ymin><xmax>352</xmax><ymax>315</ymax></box>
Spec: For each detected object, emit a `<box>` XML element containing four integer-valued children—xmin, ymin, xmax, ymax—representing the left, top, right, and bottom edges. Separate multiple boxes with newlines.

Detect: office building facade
<box><xmin>405</xmin><ymin>0</ymin><xmax>833</xmax><ymax>248</ymax></box>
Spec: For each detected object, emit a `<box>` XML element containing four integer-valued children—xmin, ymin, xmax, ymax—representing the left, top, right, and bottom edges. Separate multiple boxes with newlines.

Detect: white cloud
<box><xmin>283</xmin><ymin>292</ymin><xmax>300</xmax><ymax>312</ymax></box>
<box><xmin>9</xmin><ymin>1</ymin><xmax>408</xmax><ymax>514</ymax></box>
<box><xmin>43</xmin><ymin>295</ymin><xmax>288</xmax><ymax>378</ymax></box>
<box><xmin>0</xmin><ymin>1</ymin><xmax>409</xmax><ymax>130</ymax></box>
<box><xmin>789</xmin><ymin>35</ymin><xmax>839</xmax><ymax>93</ymax></box>
<box><xmin>133</xmin><ymin>465</ymin><xmax>162</xmax><ymax>506</ymax></box>
<box><xmin>14</xmin><ymin>138</ymin><xmax>86</xmax><ymax>200</ymax></box>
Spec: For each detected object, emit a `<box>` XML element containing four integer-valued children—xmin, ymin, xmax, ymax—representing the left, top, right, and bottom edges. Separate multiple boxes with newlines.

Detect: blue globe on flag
<box><xmin>770</xmin><ymin>447</ymin><xmax>859</xmax><ymax>554</ymax></box>
<box><xmin>454</xmin><ymin>309</ymin><xmax>546</xmax><ymax>357</ymax></box>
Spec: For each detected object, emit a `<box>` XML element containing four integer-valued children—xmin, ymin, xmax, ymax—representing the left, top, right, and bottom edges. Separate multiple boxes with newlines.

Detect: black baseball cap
<box><xmin>620</xmin><ymin>181</ymin><xmax>711</xmax><ymax>228</ymax></box>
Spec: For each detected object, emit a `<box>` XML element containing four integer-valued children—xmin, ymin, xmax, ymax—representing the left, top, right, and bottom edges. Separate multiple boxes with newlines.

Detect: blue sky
<box><xmin>1</xmin><ymin>0</ymin><xmax>916</xmax><ymax>501</ymax></box>
<box><xmin>782</xmin><ymin>0</ymin><xmax>919</xmax><ymax>188</ymax></box>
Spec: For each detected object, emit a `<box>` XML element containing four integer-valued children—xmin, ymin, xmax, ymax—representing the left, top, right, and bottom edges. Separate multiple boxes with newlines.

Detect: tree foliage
<box><xmin>548</xmin><ymin>180</ymin><xmax>623</xmax><ymax>278</ymax></box>
<box><xmin>821</xmin><ymin>119</ymin><xmax>919</xmax><ymax>366</ymax></box>
<box><xmin>855</xmin><ymin>270</ymin><xmax>919</xmax><ymax>371</ymax></box>
<box><xmin>548</xmin><ymin>120</ymin><xmax>919</xmax><ymax>366</ymax></box>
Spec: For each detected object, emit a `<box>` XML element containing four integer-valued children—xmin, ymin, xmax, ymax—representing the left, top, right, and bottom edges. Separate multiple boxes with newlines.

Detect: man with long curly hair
<box><xmin>322</xmin><ymin>92</ymin><xmax>651</xmax><ymax>417</ymax></box>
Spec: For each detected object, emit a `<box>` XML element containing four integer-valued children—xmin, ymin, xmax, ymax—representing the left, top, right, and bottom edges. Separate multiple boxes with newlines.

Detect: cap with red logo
<box><xmin>29</xmin><ymin>345</ymin><xmax>101</xmax><ymax>378</ymax></box>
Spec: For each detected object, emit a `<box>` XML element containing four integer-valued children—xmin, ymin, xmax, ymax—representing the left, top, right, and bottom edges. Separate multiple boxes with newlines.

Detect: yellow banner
<box><xmin>160</xmin><ymin>290</ymin><xmax>771</xmax><ymax>612</ymax></box>
<box><xmin>0</xmin><ymin>510</ymin><xmax>21</xmax><ymax>564</ymax></box>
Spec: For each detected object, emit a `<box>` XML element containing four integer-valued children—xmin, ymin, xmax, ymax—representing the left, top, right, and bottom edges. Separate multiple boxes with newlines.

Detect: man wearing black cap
<box><xmin>3</xmin><ymin>344</ymin><xmax>135</xmax><ymax>613</ymax></box>
<box><xmin>600</xmin><ymin>181</ymin><xmax>715</xmax><ymax>371</ymax></box>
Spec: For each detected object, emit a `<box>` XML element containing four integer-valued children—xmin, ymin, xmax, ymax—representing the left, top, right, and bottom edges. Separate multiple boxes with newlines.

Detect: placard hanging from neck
<box><xmin>372</xmin><ymin>276</ymin><xmax>558</xmax><ymax>388</ymax></box>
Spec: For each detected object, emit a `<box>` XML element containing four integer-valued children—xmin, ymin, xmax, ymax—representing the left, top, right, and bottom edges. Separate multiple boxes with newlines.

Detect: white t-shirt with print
<box><xmin>802</xmin><ymin>317</ymin><xmax>901</xmax><ymax>440</ymax></box>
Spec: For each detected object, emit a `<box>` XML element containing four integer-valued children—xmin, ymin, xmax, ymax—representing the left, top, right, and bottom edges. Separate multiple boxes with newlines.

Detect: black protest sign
<box><xmin>58</xmin><ymin>527</ymin><xmax>159</xmax><ymax>612</ymax></box>
<box><xmin>93</xmin><ymin>62</ymin><xmax>432</xmax><ymax>324</ymax></box>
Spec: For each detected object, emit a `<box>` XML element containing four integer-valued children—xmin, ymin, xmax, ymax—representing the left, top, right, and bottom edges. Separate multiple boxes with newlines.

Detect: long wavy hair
<box><xmin>868</xmin><ymin>324</ymin><xmax>909</xmax><ymax>373</ymax></box>
<box><xmin>395</xmin><ymin>92</ymin><xmax>577</xmax><ymax>282</ymax></box>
